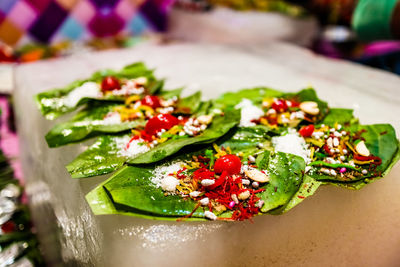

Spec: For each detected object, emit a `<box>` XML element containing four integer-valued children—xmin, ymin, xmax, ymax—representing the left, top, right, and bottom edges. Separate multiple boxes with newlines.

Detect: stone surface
<box><xmin>14</xmin><ymin>42</ymin><xmax>400</xmax><ymax>266</ymax></box>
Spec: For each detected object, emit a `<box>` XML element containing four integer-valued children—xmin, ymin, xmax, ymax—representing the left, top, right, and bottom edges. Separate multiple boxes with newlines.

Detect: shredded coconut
<box><xmin>115</xmin><ymin>136</ymin><xmax>150</xmax><ymax>158</ymax></box>
<box><xmin>272</xmin><ymin>129</ymin><xmax>311</xmax><ymax>163</ymax></box>
<box><xmin>64</xmin><ymin>82</ymin><xmax>101</xmax><ymax>107</ymax></box>
<box><xmin>112</xmin><ymin>79</ymin><xmax>144</xmax><ymax>96</ymax></box>
<box><xmin>235</xmin><ymin>99</ymin><xmax>264</xmax><ymax>127</ymax></box>
<box><xmin>160</xmin><ymin>176</ymin><xmax>180</xmax><ymax>192</ymax></box>
<box><xmin>102</xmin><ymin>112</ymin><xmax>122</xmax><ymax>125</ymax></box>
<box><xmin>151</xmin><ymin>161</ymin><xmax>184</xmax><ymax>189</ymax></box>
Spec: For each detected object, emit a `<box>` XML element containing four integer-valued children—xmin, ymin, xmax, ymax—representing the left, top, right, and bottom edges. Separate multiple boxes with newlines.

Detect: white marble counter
<box><xmin>14</xmin><ymin>42</ymin><xmax>400</xmax><ymax>266</ymax></box>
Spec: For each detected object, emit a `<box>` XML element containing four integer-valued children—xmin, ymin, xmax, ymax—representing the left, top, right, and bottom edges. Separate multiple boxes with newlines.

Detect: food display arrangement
<box><xmin>35</xmin><ymin>62</ymin><xmax>400</xmax><ymax>222</ymax></box>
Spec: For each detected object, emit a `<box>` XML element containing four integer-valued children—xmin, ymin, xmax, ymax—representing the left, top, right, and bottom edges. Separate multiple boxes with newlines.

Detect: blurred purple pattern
<box><xmin>0</xmin><ymin>0</ymin><xmax>173</xmax><ymax>46</ymax></box>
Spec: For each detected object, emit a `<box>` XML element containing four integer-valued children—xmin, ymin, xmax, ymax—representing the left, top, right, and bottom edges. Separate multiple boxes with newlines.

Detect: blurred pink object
<box><xmin>364</xmin><ymin>41</ymin><xmax>400</xmax><ymax>57</ymax></box>
<box><xmin>0</xmin><ymin>97</ymin><xmax>23</xmax><ymax>182</ymax></box>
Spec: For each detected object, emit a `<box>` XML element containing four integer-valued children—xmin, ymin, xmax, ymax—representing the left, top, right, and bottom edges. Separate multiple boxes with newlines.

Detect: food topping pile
<box><xmin>237</xmin><ymin>97</ymin><xmax>321</xmax><ymax>128</ymax></box>
<box><xmin>110</xmin><ymin>94</ymin><xmax>177</xmax><ymax>122</ymax></box>
<box><xmin>152</xmin><ymin>145</ymin><xmax>269</xmax><ymax>221</ymax></box>
<box><xmin>302</xmin><ymin>124</ymin><xmax>383</xmax><ymax>180</ymax></box>
<box><xmin>119</xmin><ymin>113</ymin><xmax>214</xmax><ymax>154</ymax></box>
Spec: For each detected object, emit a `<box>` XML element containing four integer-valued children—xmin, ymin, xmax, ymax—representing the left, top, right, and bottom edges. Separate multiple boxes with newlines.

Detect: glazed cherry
<box><xmin>298</xmin><ymin>125</ymin><xmax>314</xmax><ymax>137</ymax></box>
<box><xmin>271</xmin><ymin>99</ymin><xmax>288</xmax><ymax>112</ymax></box>
<box><xmin>101</xmin><ymin>76</ymin><xmax>120</xmax><ymax>92</ymax></box>
<box><xmin>141</xmin><ymin>95</ymin><xmax>161</xmax><ymax>109</ymax></box>
<box><xmin>145</xmin><ymin>114</ymin><xmax>179</xmax><ymax>136</ymax></box>
<box><xmin>214</xmin><ymin>154</ymin><xmax>242</xmax><ymax>175</ymax></box>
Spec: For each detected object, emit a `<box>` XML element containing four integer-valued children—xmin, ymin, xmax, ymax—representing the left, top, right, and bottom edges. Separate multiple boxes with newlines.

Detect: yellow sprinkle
<box><xmin>353</xmin><ymin>159</ymin><xmax>374</xmax><ymax>165</ymax></box>
<box><xmin>213</xmin><ymin>143</ymin><xmax>221</xmax><ymax>154</ymax></box>
<box><xmin>125</xmin><ymin>95</ymin><xmax>141</xmax><ymax>105</ymax></box>
<box><xmin>158</xmin><ymin>137</ymin><xmax>168</xmax><ymax>143</ymax></box>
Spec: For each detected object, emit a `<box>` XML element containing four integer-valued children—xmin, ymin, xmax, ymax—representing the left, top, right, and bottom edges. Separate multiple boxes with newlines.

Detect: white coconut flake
<box><xmin>235</xmin><ymin>99</ymin><xmax>264</xmax><ymax>127</ymax></box>
<box><xmin>151</xmin><ymin>161</ymin><xmax>185</xmax><ymax>189</ymax></box>
<box><xmin>160</xmin><ymin>176</ymin><xmax>180</xmax><ymax>192</ymax></box>
<box><xmin>272</xmin><ymin>129</ymin><xmax>311</xmax><ymax>164</ymax></box>
<box><xmin>113</xmin><ymin>79</ymin><xmax>144</xmax><ymax>96</ymax></box>
<box><xmin>64</xmin><ymin>82</ymin><xmax>101</xmax><ymax>107</ymax></box>
<box><xmin>102</xmin><ymin>112</ymin><xmax>122</xmax><ymax>125</ymax></box>
<box><xmin>115</xmin><ymin>136</ymin><xmax>150</xmax><ymax>158</ymax></box>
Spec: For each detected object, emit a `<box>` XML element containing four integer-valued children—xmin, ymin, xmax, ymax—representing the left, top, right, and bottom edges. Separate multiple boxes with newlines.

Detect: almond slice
<box><xmin>244</xmin><ymin>169</ymin><xmax>270</xmax><ymax>183</ymax></box>
<box><xmin>300</xmin><ymin>101</ymin><xmax>320</xmax><ymax>115</ymax></box>
<box><xmin>355</xmin><ymin>141</ymin><xmax>370</xmax><ymax>157</ymax></box>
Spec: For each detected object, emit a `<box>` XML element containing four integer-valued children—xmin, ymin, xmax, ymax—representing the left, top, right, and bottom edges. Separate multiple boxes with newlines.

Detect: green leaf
<box><xmin>129</xmin><ymin>108</ymin><xmax>240</xmax><ymax>164</ymax></box>
<box><xmin>86</xmin><ymin>168</ymin><xmax>204</xmax><ymax>221</ymax></box>
<box><xmin>256</xmin><ymin>151</ymin><xmax>305</xmax><ymax>212</ymax></box>
<box><xmin>35</xmin><ymin>62</ymin><xmax>159</xmax><ymax>120</ymax></box>
<box><xmin>310</xmin><ymin>124</ymin><xmax>400</xmax><ymax>184</ymax></box>
<box><xmin>214</xmin><ymin>87</ymin><xmax>283</xmax><ymax>107</ymax></box>
<box><xmin>67</xmin><ymin>108</ymin><xmax>241</xmax><ymax>178</ymax></box>
<box><xmin>175</xmin><ymin>91</ymin><xmax>202</xmax><ymax>114</ymax></box>
<box><xmin>320</xmin><ymin>108</ymin><xmax>357</xmax><ymax>126</ymax></box>
<box><xmin>66</xmin><ymin>135</ymin><xmax>127</xmax><ymax>178</ymax></box>
<box><xmin>269</xmin><ymin>175</ymin><xmax>322</xmax><ymax>214</ymax></box>
<box><xmin>45</xmin><ymin>102</ymin><xmax>145</xmax><ymax>147</ymax></box>
<box><xmin>103</xmin><ymin>166</ymin><xmax>203</xmax><ymax>218</ymax></box>
<box><xmin>285</xmin><ymin>88</ymin><xmax>329</xmax><ymax>123</ymax></box>
<box><xmin>45</xmin><ymin>90</ymin><xmax>199</xmax><ymax>147</ymax></box>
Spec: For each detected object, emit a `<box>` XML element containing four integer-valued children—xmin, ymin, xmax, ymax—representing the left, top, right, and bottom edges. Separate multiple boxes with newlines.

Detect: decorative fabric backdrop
<box><xmin>0</xmin><ymin>0</ymin><xmax>172</xmax><ymax>47</ymax></box>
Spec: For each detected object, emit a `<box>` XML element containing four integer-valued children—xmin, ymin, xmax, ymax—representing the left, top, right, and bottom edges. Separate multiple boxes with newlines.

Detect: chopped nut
<box><xmin>134</xmin><ymin>77</ymin><xmax>147</xmax><ymax>85</ymax></box>
<box><xmin>299</xmin><ymin>101</ymin><xmax>320</xmax><ymax>115</ymax></box>
<box><xmin>355</xmin><ymin>141</ymin><xmax>370</xmax><ymax>157</ymax></box>
<box><xmin>199</xmin><ymin>197</ymin><xmax>209</xmax><ymax>206</ymax></box>
<box><xmin>214</xmin><ymin>204</ymin><xmax>227</xmax><ymax>212</ymax></box>
<box><xmin>204</xmin><ymin>211</ymin><xmax>217</xmax><ymax>220</ymax></box>
<box><xmin>244</xmin><ymin>169</ymin><xmax>269</xmax><ymax>183</ymax></box>
<box><xmin>197</xmin><ymin>115</ymin><xmax>213</xmax><ymax>125</ymax></box>
<box><xmin>238</xmin><ymin>190</ymin><xmax>251</xmax><ymax>200</ymax></box>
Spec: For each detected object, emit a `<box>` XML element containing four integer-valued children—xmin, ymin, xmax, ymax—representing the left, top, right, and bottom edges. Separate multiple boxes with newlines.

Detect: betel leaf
<box><xmin>85</xmin><ymin>147</ymin><xmax>306</xmax><ymax>220</ymax></box>
<box><xmin>45</xmin><ymin>103</ymin><xmax>145</xmax><ymax>147</ymax></box>
<box><xmin>310</xmin><ymin>124</ymin><xmax>400</xmax><ymax>184</ymax></box>
<box><xmin>175</xmin><ymin>91</ymin><xmax>202</xmax><ymax>114</ymax></box>
<box><xmin>269</xmin><ymin>175</ymin><xmax>323</xmax><ymax>215</ymax></box>
<box><xmin>320</xmin><ymin>108</ymin><xmax>356</xmax><ymax>126</ymax></box>
<box><xmin>284</xmin><ymin>88</ymin><xmax>329</xmax><ymax>123</ymax></box>
<box><xmin>44</xmin><ymin>90</ymin><xmax>198</xmax><ymax>147</ymax></box>
<box><xmin>67</xmin><ymin>107</ymin><xmax>241</xmax><ymax>178</ymax></box>
<box><xmin>86</xmin><ymin>167</ymin><xmax>203</xmax><ymax>221</ymax></box>
<box><xmin>66</xmin><ymin>135</ymin><xmax>127</xmax><ymax>178</ymax></box>
<box><xmin>35</xmin><ymin>62</ymin><xmax>161</xmax><ymax>120</ymax></box>
<box><xmin>214</xmin><ymin>87</ymin><xmax>283</xmax><ymax>107</ymax></box>
<box><xmin>103</xmin><ymin>166</ymin><xmax>204</xmax><ymax>218</ymax></box>
<box><xmin>129</xmin><ymin>107</ymin><xmax>240</xmax><ymax>164</ymax></box>
<box><xmin>255</xmin><ymin>151</ymin><xmax>305</xmax><ymax>212</ymax></box>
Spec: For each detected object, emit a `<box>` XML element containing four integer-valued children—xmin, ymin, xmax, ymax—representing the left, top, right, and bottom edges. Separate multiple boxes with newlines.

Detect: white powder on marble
<box><xmin>272</xmin><ymin>129</ymin><xmax>311</xmax><ymax>164</ymax></box>
<box><xmin>64</xmin><ymin>82</ymin><xmax>101</xmax><ymax>107</ymax></box>
<box><xmin>235</xmin><ymin>99</ymin><xmax>264</xmax><ymax>127</ymax></box>
<box><xmin>115</xmin><ymin>136</ymin><xmax>150</xmax><ymax>158</ymax></box>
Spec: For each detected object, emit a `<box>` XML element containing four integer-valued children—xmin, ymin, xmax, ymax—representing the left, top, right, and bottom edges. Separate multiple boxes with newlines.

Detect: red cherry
<box><xmin>298</xmin><ymin>125</ymin><xmax>314</xmax><ymax>137</ymax></box>
<box><xmin>214</xmin><ymin>154</ymin><xmax>242</xmax><ymax>175</ymax></box>
<box><xmin>141</xmin><ymin>95</ymin><xmax>161</xmax><ymax>109</ymax></box>
<box><xmin>145</xmin><ymin>114</ymin><xmax>179</xmax><ymax>136</ymax></box>
<box><xmin>101</xmin><ymin>76</ymin><xmax>120</xmax><ymax>92</ymax></box>
<box><xmin>271</xmin><ymin>99</ymin><xmax>288</xmax><ymax>112</ymax></box>
<box><xmin>1</xmin><ymin>221</ymin><xmax>16</xmax><ymax>233</ymax></box>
